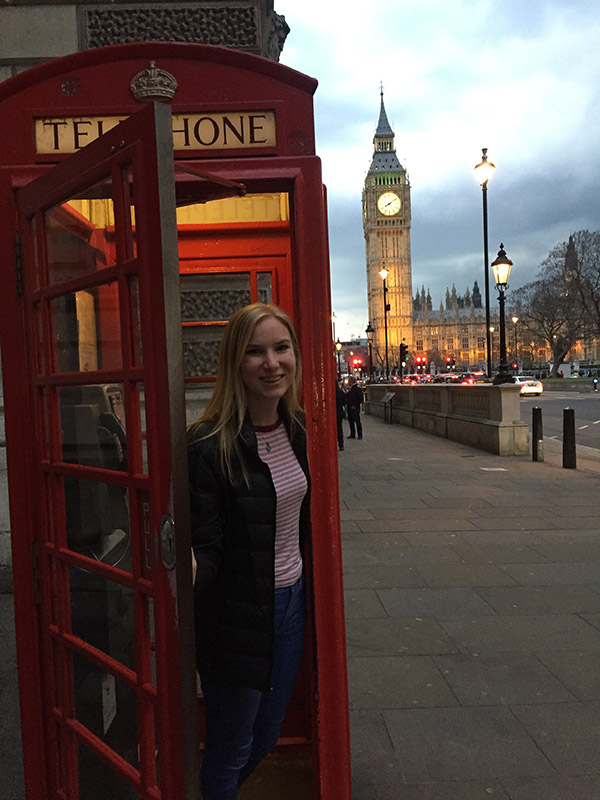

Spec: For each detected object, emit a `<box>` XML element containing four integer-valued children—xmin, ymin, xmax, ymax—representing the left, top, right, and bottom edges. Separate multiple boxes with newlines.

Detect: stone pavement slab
<box><xmin>341</xmin><ymin>413</ymin><xmax>600</xmax><ymax>799</ymax></box>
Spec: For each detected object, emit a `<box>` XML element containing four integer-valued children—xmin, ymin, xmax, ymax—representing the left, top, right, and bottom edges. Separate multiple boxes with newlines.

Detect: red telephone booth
<box><xmin>0</xmin><ymin>44</ymin><xmax>351</xmax><ymax>800</ymax></box>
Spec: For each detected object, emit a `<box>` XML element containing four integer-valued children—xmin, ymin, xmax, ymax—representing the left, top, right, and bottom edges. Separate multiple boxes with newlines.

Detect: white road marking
<box><xmin>579</xmin><ymin>425</ymin><xmax>589</xmax><ymax>430</ymax></box>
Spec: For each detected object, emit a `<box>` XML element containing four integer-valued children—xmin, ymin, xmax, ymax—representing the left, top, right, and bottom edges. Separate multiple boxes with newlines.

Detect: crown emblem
<box><xmin>130</xmin><ymin>61</ymin><xmax>178</xmax><ymax>103</ymax></box>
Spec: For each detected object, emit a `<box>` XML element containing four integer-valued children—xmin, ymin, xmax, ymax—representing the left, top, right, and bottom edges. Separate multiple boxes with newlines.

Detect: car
<box><xmin>513</xmin><ymin>375</ymin><xmax>544</xmax><ymax>396</ymax></box>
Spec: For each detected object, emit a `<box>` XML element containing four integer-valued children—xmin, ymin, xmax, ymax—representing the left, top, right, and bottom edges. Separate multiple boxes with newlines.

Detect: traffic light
<box><xmin>400</xmin><ymin>343</ymin><xmax>409</xmax><ymax>363</ymax></box>
<box><xmin>415</xmin><ymin>355</ymin><xmax>426</xmax><ymax>373</ymax></box>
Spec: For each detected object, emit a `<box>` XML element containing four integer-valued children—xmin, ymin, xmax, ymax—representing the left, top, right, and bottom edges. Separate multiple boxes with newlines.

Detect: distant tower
<box><xmin>362</xmin><ymin>89</ymin><xmax>413</xmax><ymax>369</ymax></box>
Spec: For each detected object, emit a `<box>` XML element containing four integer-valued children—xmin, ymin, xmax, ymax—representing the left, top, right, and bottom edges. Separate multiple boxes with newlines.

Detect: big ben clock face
<box><xmin>377</xmin><ymin>191</ymin><xmax>401</xmax><ymax>216</ymax></box>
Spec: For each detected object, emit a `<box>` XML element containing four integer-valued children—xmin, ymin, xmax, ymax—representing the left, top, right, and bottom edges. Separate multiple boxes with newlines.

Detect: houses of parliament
<box><xmin>361</xmin><ymin>93</ymin><xmax>596</xmax><ymax>374</ymax></box>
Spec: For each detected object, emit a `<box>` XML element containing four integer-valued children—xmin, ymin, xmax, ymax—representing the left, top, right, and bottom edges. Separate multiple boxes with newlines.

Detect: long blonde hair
<box><xmin>188</xmin><ymin>303</ymin><xmax>304</xmax><ymax>482</ymax></box>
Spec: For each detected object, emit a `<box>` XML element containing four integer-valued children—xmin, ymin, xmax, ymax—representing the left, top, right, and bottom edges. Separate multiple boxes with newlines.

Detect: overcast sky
<box><xmin>278</xmin><ymin>0</ymin><xmax>600</xmax><ymax>341</ymax></box>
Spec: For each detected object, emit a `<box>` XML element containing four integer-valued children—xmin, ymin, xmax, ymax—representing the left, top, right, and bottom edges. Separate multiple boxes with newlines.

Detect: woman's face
<box><xmin>240</xmin><ymin>316</ymin><xmax>296</xmax><ymax>415</ymax></box>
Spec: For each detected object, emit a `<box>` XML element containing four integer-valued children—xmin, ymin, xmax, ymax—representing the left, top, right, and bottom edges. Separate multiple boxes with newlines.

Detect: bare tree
<box><xmin>566</xmin><ymin>230</ymin><xmax>600</xmax><ymax>336</ymax></box>
<box><xmin>512</xmin><ymin>238</ymin><xmax>586</xmax><ymax>376</ymax></box>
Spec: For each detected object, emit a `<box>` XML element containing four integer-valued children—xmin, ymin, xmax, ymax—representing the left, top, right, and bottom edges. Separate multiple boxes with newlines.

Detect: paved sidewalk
<box><xmin>341</xmin><ymin>413</ymin><xmax>600</xmax><ymax>800</ymax></box>
<box><xmin>3</xmin><ymin>414</ymin><xmax>600</xmax><ymax>799</ymax></box>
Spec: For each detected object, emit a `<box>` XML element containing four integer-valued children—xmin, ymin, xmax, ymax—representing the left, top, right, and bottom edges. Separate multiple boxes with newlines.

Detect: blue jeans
<box><xmin>200</xmin><ymin>574</ymin><xmax>306</xmax><ymax>800</ymax></box>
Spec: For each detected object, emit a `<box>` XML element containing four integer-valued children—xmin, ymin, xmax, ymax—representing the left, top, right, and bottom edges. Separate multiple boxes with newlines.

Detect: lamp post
<box><xmin>365</xmin><ymin>322</ymin><xmax>374</xmax><ymax>379</ymax></box>
<box><xmin>474</xmin><ymin>148</ymin><xmax>496</xmax><ymax>378</ymax></box>
<box><xmin>331</xmin><ymin>311</ymin><xmax>337</xmax><ymax>342</ymax></box>
<box><xmin>379</xmin><ymin>267</ymin><xmax>390</xmax><ymax>380</ymax></box>
<box><xmin>489</xmin><ymin>326</ymin><xmax>495</xmax><ymax>370</ymax></box>
<box><xmin>511</xmin><ymin>315</ymin><xmax>519</xmax><ymax>366</ymax></box>
<box><xmin>335</xmin><ymin>339</ymin><xmax>342</xmax><ymax>380</ymax></box>
<box><xmin>491</xmin><ymin>243</ymin><xmax>514</xmax><ymax>385</ymax></box>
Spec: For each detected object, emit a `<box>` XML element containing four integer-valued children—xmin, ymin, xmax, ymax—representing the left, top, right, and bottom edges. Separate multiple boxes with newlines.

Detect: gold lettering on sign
<box><xmin>34</xmin><ymin>111</ymin><xmax>276</xmax><ymax>154</ymax></box>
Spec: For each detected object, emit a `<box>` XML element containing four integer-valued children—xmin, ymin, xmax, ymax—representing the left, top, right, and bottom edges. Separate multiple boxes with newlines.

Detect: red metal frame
<box><xmin>13</xmin><ymin>103</ymin><xmax>198</xmax><ymax>799</ymax></box>
<box><xmin>0</xmin><ymin>42</ymin><xmax>352</xmax><ymax>800</ymax></box>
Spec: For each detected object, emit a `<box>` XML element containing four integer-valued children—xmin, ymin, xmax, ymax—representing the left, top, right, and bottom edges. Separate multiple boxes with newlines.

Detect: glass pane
<box><xmin>48</xmin><ymin>554</ymin><xmax>62</xmax><ymax>627</ymax></box>
<box><xmin>77</xmin><ymin>734</ymin><xmax>139</xmax><ymax>800</ymax></box>
<box><xmin>38</xmin><ymin>386</ymin><xmax>51</xmax><ymax>461</ymax></box>
<box><xmin>121</xmin><ymin>165</ymin><xmax>138</xmax><ymax>262</ymax></box>
<box><xmin>33</xmin><ymin>301</ymin><xmax>47</xmax><ymax>374</ymax></box>
<box><xmin>60</xmin><ymin>383</ymin><xmax>127</xmax><ymax>472</ymax></box>
<box><xmin>70</xmin><ymin>567</ymin><xmax>134</xmax><ymax>668</ymax></box>
<box><xmin>257</xmin><ymin>272</ymin><xmax>273</xmax><ymax>304</ymax></box>
<box><xmin>45</xmin><ymin>178</ymin><xmax>116</xmax><ymax>287</ymax></box>
<box><xmin>131</xmin><ymin>383</ymin><xmax>148</xmax><ymax>477</ymax></box>
<box><xmin>182</xmin><ymin>325</ymin><xmax>223</xmax><ymax>378</ymax></box>
<box><xmin>28</xmin><ymin>214</ymin><xmax>41</xmax><ymax>292</ymax></box>
<box><xmin>50</xmin><ymin>284</ymin><xmax>122</xmax><ymax>373</ymax></box>
<box><xmin>52</xmin><ymin>638</ymin><xmax>64</xmax><ymax>710</ymax></box>
<box><xmin>63</xmin><ymin>476</ymin><xmax>129</xmax><ymax>557</ymax></box>
<box><xmin>128</xmin><ymin>275</ymin><xmax>143</xmax><ymax>367</ymax></box>
<box><xmin>180</xmin><ymin>273</ymin><xmax>251</xmax><ymax>322</ymax></box>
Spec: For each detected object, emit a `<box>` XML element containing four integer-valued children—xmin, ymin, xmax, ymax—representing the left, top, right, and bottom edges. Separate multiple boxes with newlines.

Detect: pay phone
<box><xmin>60</xmin><ymin>383</ymin><xmax>129</xmax><ymax>558</ymax></box>
<box><xmin>61</xmin><ymin>383</ymin><xmax>138</xmax><ymax>795</ymax></box>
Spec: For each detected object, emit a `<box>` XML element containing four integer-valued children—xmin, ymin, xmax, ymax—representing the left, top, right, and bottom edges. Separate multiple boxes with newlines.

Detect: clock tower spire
<box><xmin>362</xmin><ymin>90</ymin><xmax>413</xmax><ymax>376</ymax></box>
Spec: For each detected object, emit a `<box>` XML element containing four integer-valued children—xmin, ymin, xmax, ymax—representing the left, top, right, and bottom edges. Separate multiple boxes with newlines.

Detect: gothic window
<box><xmin>462</xmin><ymin>336</ymin><xmax>469</xmax><ymax>349</ymax></box>
<box><xmin>477</xmin><ymin>337</ymin><xmax>485</xmax><ymax>348</ymax></box>
<box><xmin>431</xmin><ymin>338</ymin><xmax>439</xmax><ymax>350</ymax></box>
<box><xmin>447</xmin><ymin>338</ymin><xmax>454</xmax><ymax>350</ymax></box>
<box><xmin>416</xmin><ymin>339</ymin><xmax>424</xmax><ymax>350</ymax></box>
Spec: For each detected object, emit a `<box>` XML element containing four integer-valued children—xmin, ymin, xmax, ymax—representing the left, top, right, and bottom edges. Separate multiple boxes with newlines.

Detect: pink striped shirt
<box><xmin>254</xmin><ymin>419</ymin><xmax>307</xmax><ymax>588</ymax></box>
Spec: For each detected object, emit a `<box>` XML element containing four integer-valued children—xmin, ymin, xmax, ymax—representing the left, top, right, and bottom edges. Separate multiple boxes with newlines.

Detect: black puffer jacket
<box><xmin>188</xmin><ymin>408</ymin><xmax>311</xmax><ymax>691</ymax></box>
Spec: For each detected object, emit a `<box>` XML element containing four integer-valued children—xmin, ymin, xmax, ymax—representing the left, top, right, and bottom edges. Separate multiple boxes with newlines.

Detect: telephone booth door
<box><xmin>11</xmin><ymin>101</ymin><xmax>204</xmax><ymax>800</ymax></box>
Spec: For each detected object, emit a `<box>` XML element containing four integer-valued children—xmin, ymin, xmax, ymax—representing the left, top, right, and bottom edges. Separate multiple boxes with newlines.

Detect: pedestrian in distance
<box><xmin>345</xmin><ymin>375</ymin><xmax>363</xmax><ymax>440</ymax></box>
<box><xmin>188</xmin><ymin>302</ymin><xmax>310</xmax><ymax>800</ymax></box>
<box><xmin>336</xmin><ymin>380</ymin><xmax>346</xmax><ymax>450</ymax></box>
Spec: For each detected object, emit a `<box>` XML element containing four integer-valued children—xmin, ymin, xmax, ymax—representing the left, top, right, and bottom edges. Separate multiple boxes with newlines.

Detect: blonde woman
<box><xmin>188</xmin><ymin>303</ymin><xmax>310</xmax><ymax>800</ymax></box>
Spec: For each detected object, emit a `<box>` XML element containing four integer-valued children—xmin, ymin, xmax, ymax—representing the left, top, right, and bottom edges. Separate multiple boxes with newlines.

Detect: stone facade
<box><xmin>412</xmin><ymin>282</ymin><xmax>497</xmax><ymax>373</ymax></box>
<box><xmin>0</xmin><ymin>0</ymin><xmax>289</xmax><ymax>80</ymax></box>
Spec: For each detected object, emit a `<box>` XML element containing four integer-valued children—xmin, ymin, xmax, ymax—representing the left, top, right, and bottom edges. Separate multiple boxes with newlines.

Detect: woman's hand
<box><xmin>191</xmin><ymin>549</ymin><xmax>197</xmax><ymax>584</ymax></box>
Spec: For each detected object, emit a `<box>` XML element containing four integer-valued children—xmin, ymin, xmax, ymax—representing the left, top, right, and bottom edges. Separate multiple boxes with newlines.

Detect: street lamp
<box><xmin>474</xmin><ymin>147</ymin><xmax>496</xmax><ymax>378</ymax></box>
<box><xmin>511</xmin><ymin>315</ymin><xmax>519</xmax><ymax>366</ymax></box>
<box><xmin>491</xmin><ymin>243</ymin><xmax>514</xmax><ymax>385</ymax></box>
<box><xmin>365</xmin><ymin>322</ymin><xmax>374</xmax><ymax>379</ymax></box>
<box><xmin>335</xmin><ymin>338</ymin><xmax>342</xmax><ymax>380</ymax></box>
<box><xmin>379</xmin><ymin>267</ymin><xmax>390</xmax><ymax>380</ymax></box>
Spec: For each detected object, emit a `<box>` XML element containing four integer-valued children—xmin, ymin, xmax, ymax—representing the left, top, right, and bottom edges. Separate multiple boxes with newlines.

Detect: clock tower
<box><xmin>362</xmin><ymin>91</ymin><xmax>413</xmax><ymax>372</ymax></box>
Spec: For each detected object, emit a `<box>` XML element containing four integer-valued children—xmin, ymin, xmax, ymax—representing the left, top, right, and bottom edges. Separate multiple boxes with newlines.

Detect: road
<box><xmin>520</xmin><ymin>392</ymin><xmax>600</xmax><ymax>450</ymax></box>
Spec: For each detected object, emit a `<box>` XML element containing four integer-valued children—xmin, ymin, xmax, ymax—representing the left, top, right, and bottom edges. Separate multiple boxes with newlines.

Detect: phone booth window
<box><xmin>176</xmin><ymin>192</ymin><xmax>291</xmax><ymax>427</ymax></box>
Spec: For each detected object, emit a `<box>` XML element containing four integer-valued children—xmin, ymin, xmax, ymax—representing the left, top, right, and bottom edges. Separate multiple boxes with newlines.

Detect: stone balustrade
<box><xmin>364</xmin><ymin>383</ymin><xmax>529</xmax><ymax>456</ymax></box>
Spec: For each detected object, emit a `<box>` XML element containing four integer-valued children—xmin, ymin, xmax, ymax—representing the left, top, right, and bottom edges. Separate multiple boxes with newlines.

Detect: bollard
<box><xmin>563</xmin><ymin>407</ymin><xmax>576</xmax><ymax>469</ymax></box>
<box><xmin>532</xmin><ymin>406</ymin><xmax>544</xmax><ymax>461</ymax></box>
<box><xmin>594</xmin><ymin>378</ymin><xmax>599</xmax><ymax>392</ymax></box>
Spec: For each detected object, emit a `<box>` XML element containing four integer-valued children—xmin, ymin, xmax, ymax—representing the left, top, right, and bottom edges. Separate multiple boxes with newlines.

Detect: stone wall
<box><xmin>365</xmin><ymin>383</ymin><xmax>530</xmax><ymax>456</ymax></box>
<box><xmin>0</xmin><ymin>0</ymin><xmax>289</xmax><ymax>80</ymax></box>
